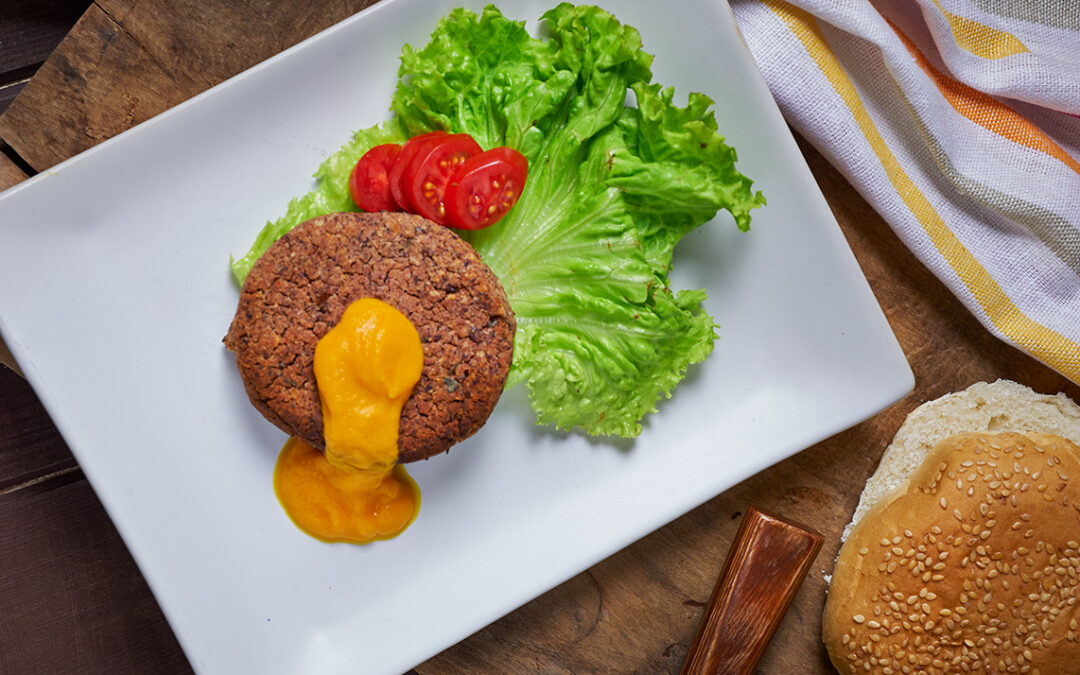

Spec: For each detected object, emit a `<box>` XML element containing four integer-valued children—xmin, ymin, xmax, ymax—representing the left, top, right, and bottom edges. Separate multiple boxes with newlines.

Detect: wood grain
<box><xmin>0</xmin><ymin>0</ymin><xmax>379</xmax><ymax>171</ymax></box>
<box><xmin>0</xmin><ymin>4</ymin><xmax>181</xmax><ymax>171</ymax></box>
<box><xmin>0</xmin><ymin>2</ymin><xmax>1078</xmax><ymax>674</ymax></box>
<box><xmin>0</xmin><ymin>152</ymin><xmax>28</xmax><ymax>192</ymax></box>
<box><xmin>680</xmin><ymin>508</ymin><xmax>823</xmax><ymax>675</ymax></box>
<box><xmin>0</xmin><ymin>0</ymin><xmax>94</xmax><ymax>83</ymax></box>
<box><xmin>0</xmin><ymin>367</ymin><xmax>78</xmax><ymax>494</ymax></box>
<box><xmin>0</xmin><ymin>477</ymin><xmax>191</xmax><ymax>675</ymax></box>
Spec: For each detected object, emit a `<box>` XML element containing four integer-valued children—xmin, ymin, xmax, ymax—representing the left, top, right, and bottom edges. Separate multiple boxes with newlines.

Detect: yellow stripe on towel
<box><xmin>932</xmin><ymin>0</ymin><xmax>1029</xmax><ymax>59</ymax></box>
<box><xmin>762</xmin><ymin>0</ymin><xmax>1080</xmax><ymax>381</ymax></box>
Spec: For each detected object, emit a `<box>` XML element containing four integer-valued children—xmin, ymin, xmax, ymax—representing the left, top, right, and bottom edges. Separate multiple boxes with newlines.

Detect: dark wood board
<box><xmin>0</xmin><ymin>2</ymin><xmax>1077</xmax><ymax>674</ymax></box>
<box><xmin>0</xmin><ymin>0</ymin><xmax>94</xmax><ymax>82</ymax></box>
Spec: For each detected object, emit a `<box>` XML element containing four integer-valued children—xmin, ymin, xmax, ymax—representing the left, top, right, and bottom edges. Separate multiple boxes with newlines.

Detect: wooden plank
<box><xmin>0</xmin><ymin>4</ymin><xmax>188</xmax><ymax>171</ymax></box>
<box><xmin>0</xmin><ymin>367</ymin><xmax>78</xmax><ymax>494</ymax></box>
<box><xmin>0</xmin><ymin>0</ymin><xmax>94</xmax><ymax>82</ymax></box>
<box><xmin>0</xmin><ymin>150</ymin><xmax>27</xmax><ymax>192</ymax></box>
<box><xmin>0</xmin><ymin>80</ymin><xmax>29</xmax><ymax>115</ymax></box>
<box><xmin>0</xmin><ymin>0</ymin><xmax>379</xmax><ymax>173</ymax></box>
<box><xmin>0</xmin><ymin>478</ymin><xmax>191</xmax><ymax>675</ymax></box>
<box><xmin>95</xmin><ymin>0</ymin><xmax>379</xmax><ymax>88</ymax></box>
<box><xmin>0</xmin><ymin>339</ymin><xmax>20</xmax><ymax>375</ymax></box>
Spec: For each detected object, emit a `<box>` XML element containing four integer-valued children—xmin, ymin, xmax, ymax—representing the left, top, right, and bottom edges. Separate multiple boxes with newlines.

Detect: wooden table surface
<box><xmin>2</xmin><ymin>2</ymin><xmax>1077</xmax><ymax>674</ymax></box>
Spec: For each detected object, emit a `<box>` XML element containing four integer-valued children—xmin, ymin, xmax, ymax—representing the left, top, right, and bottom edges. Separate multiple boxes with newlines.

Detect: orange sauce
<box><xmin>273</xmin><ymin>438</ymin><xmax>420</xmax><ymax>543</ymax></box>
<box><xmin>273</xmin><ymin>298</ymin><xmax>424</xmax><ymax>544</ymax></box>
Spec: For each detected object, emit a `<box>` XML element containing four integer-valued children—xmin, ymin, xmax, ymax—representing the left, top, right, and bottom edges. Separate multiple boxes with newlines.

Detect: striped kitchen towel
<box><xmin>730</xmin><ymin>0</ymin><xmax>1080</xmax><ymax>384</ymax></box>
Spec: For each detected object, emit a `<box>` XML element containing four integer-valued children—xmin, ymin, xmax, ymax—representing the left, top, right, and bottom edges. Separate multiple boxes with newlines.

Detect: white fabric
<box><xmin>731</xmin><ymin>0</ymin><xmax>1080</xmax><ymax>383</ymax></box>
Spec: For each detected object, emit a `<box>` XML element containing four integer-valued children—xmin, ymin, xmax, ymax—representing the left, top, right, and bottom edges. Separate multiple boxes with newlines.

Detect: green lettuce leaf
<box><xmin>230</xmin><ymin>3</ymin><xmax>764</xmax><ymax>438</ymax></box>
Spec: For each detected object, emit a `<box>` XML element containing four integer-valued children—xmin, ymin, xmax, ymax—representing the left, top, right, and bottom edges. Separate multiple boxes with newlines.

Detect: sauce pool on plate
<box><xmin>273</xmin><ymin>298</ymin><xmax>423</xmax><ymax>544</ymax></box>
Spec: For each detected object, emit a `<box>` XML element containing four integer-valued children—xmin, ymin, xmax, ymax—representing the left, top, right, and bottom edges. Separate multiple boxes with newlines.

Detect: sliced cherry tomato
<box><xmin>388</xmin><ymin>131</ymin><xmax>448</xmax><ymax>211</ymax></box>
<box><xmin>348</xmin><ymin>143</ymin><xmax>402</xmax><ymax>212</ymax></box>
<box><xmin>405</xmin><ymin>134</ymin><xmax>482</xmax><ymax>225</ymax></box>
<box><xmin>443</xmin><ymin>147</ymin><xmax>529</xmax><ymax>230</ymax></box>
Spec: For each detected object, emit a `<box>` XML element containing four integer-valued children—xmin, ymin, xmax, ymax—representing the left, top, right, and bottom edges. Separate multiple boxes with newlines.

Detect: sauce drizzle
<box><xmin>273</xmin><ymin>298</ymin><xmax>423</xmax><ymax>544</ymax></box>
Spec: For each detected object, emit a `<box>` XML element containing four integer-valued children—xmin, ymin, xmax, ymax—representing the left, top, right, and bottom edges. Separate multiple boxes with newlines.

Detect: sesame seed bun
<box><xmin>823</xmin><ymin>381</ymin><xmax>1080</xmax><ymax>674</ymax></box>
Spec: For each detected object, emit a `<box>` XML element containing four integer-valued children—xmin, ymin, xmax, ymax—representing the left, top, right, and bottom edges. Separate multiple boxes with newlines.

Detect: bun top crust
<box><xmin>845</xmin><ymin>380</ymin><xmax>1080</xmax><ymax>540</ymax></box>
<box><xmin>823</xmin><ymin>432</ymin><xmax>1080</xmax><ymax>675</ymax></box>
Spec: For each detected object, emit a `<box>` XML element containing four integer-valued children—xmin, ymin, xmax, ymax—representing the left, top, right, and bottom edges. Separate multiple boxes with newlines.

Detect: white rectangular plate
<box><xmin>0</xmin><ymin>0</ymin><xmax>913</xmax><ymax>673</ymax></box>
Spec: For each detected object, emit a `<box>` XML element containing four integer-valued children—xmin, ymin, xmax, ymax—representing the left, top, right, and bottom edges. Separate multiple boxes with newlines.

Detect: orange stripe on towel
<box><xmin>888</xmin><ymin>18</ymin><xmax>1080</xmax><ymax>175</ymax></box>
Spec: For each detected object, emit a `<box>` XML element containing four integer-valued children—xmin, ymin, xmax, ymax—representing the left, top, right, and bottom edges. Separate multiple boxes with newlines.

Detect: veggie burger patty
<box><xmin>224</xmin><ymin>211</ymin><xmax>516</xmax><ymax>462</ymax></box>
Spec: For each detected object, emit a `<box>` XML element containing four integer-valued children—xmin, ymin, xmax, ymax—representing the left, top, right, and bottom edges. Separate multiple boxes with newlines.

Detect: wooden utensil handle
<box><xmin>680</xmin><ymin>506</ymin><xmax>824</xmax><ymax>675</ymax></box>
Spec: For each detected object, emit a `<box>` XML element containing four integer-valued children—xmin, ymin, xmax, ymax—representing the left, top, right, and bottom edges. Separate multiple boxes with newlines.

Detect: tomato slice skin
<box><xmin>443</xmin><ymin>147</ymin><xmax>529</xmax><ymax>230</ymax></box>
<box><xmin>405</xmin><ymin>134</ymin><xmax>483</xmax><ymax>225</ymax></box>
<box><xmin>349</xmin><ymin>143</ymin><xmax>403</xmax><ymax>212</ymax></box>
<box><xmin>388</xmin><ymin>131</ymin><xmax>448</xmax><ymax>212</ymax></box>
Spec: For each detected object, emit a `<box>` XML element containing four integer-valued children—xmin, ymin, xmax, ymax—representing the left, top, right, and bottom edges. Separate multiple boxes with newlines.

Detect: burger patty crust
<box><xmin>224</xmin><ymin>211</ymin><xmax>516</xmax><ymax>462</ymax></box>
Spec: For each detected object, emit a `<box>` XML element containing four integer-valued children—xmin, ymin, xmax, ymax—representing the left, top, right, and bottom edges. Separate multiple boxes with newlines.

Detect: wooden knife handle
<box><xmin>680</xmin><ymin>506</ymin><xmax>824</xmax><ymax>675</ymax></box>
